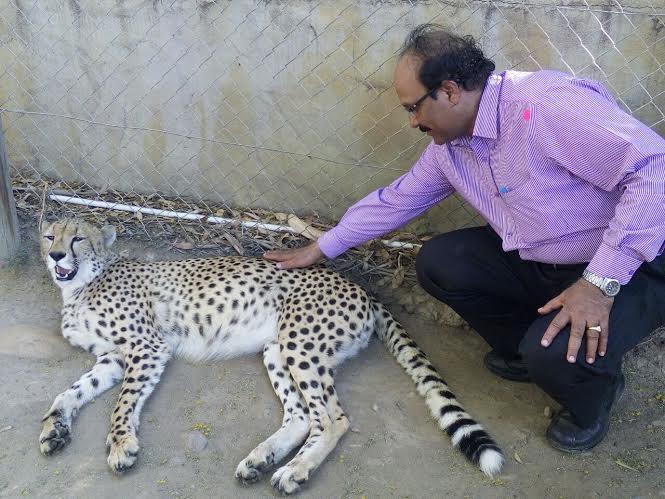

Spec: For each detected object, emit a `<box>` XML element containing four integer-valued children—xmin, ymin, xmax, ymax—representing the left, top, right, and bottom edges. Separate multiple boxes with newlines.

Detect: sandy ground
<box><xmin>0</xmin><ymin>222</ymin><xmax>663</xmax><ymax>499</ymax></box>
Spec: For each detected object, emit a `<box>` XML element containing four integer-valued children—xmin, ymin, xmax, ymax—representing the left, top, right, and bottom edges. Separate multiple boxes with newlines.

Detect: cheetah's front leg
<box><xmin>40</xmin><ymin>352</ymin><xmax>125</xmax><ymax>455</ymax></box>
<box><xmin>106</xmin><ymin>342</ymin><xmax>171</xmax><ymax>473</ymax></box>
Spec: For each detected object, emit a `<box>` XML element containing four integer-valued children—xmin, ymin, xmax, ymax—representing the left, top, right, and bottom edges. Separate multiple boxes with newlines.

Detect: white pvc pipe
<box><xmin>207</xmin><ymin>215</ymin><xmax>299</xmax><ymax>234</ymax></box>
<box><xmin>49</xmin><ymin>194</ymin><xmax>421</xmax><ymax>250</ymax></box>
<box><xmin>49</xmin><ymin>195</ymin><xmax>205</xmax><ymax>221</ymax></box>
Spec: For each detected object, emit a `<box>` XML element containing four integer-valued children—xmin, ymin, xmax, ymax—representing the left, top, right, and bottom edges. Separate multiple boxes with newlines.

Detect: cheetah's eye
<box><xmin>44</xmin><ymin>235</ymin><xmax>54</xmax><ymax>241</ymax></box>
<box><xmin>72</xmin><ymin>236</ymin><xmax>85</xmax><ymax>243</ymax></box>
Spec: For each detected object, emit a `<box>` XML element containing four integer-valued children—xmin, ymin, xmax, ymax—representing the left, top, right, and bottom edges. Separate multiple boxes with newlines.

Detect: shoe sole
<box><xmin>547</xmin><ymin>424</ymin><xmax>611</xmax><ymax>454</ymax></box>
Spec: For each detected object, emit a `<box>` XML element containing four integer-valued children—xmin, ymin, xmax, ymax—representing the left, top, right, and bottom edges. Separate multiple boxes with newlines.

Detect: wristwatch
<box><xmin>582</xmin><ymin>269</ymin><xmax>621</xmax><ymax>297</ymax></box>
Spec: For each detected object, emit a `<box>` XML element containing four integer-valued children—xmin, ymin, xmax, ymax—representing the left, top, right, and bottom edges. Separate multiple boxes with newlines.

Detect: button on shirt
<box><xmin>317</xmin><ymin>70</ymin><xmax>665</xmax><ymax>284</ymax></box>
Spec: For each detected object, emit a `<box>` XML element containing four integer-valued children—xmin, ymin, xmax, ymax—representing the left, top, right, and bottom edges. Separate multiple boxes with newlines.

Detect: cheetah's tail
<box><xmin>371</xmin><ymin>301</ymin><xmax>504</xmax><ymax>477</ymax></box>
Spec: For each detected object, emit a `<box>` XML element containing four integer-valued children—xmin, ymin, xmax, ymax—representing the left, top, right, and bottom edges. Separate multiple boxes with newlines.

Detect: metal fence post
<box><xmin>0</xmin><ymin>117</ymin><xmax>20</xmax><ymax>261</ymax></box>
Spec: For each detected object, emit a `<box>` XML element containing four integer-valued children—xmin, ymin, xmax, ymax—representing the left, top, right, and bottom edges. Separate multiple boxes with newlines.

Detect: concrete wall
<box><xmin>1</xmin><ymin>0</ymin><xmax>663</xmax><ymax>232</ymax></box>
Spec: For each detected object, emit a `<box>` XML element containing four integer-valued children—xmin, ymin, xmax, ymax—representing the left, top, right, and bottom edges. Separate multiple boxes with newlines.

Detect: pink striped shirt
<box><xmin>318</xmin><ymin>70</ymin><xmax>665</xmax><ymax>284</ymax></box>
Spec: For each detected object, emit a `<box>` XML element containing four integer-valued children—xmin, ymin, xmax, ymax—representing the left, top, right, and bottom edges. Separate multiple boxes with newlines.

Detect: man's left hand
<box><xmin>538</xmin><ymin>279</ymin><xmax>614</xmax><ymax>364</ymax></box>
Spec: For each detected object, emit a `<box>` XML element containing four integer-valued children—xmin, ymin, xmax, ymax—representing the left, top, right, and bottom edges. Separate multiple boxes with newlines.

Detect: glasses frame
<box><xmin>405</xmin><ymin>88</ymin><xmax>438</xmax><ymax>115</ymax></box>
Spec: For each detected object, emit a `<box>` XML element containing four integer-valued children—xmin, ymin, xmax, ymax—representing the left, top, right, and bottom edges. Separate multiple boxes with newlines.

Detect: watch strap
<box><xmin>582</xmin><ymin>269</ymin><xmax>620</xmax><ymax>296</ymax></box>
<box><xmin>582</xmin><ymin>269</ymin><xmax>605</xmax><ymax>288</ymax></box>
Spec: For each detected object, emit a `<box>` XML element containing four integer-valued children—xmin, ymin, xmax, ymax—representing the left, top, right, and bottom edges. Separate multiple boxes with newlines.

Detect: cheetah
<box><xmin>39</xmin><ymin>219</ymin><xmax>503</xmax><ymax>494</ymax></box>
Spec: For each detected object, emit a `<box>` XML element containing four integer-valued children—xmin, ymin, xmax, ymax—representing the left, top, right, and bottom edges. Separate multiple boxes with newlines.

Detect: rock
<box><xmin>185</xmin><ymin>431</ymin><xmax>208</xmax><ymax>453</ymax></box>
<box><xmin>651</xmin><ymin>418</ymin><xmax>665</xmax><ymax>427</ymax></box>
<box><xmin>543</xmin><ymin>406</ymin><xmax>553</xmax><ymax>419</ymax></box>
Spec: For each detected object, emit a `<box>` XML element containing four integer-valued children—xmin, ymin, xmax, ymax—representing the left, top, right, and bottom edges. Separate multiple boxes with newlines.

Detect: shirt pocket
<box><xmin>492</xmin><ymin>103</ymin><xmax>534</xmax><ymax>196</ymax></box>
<box><xmin>492</xmin><ymin>147</ymin><xmax>531</xmax><ymax>197</ymax></box>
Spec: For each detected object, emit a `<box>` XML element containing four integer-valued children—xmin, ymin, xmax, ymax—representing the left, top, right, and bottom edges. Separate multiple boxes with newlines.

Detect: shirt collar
<box><xmin>450</xmin><ymin>72</ymin><xmax>503</xmax><ymax>146</ymax></box>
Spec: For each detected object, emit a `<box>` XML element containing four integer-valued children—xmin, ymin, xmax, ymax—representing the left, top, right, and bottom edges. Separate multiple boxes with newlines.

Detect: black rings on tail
<box><xmin>372</xmin><ymin>301</ymin><xmax>504</xmax><ymax>476</ymax></box>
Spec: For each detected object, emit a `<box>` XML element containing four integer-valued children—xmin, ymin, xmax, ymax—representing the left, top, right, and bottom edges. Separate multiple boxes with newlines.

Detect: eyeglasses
<box><xmin>404</xmin><ymin>88</ymin><xmax>438</xmax><ymax>115</ymax></box>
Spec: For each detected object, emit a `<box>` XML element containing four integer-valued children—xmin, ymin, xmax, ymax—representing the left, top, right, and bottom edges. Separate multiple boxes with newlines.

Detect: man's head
<box><xmin>394</xmin><ymin>25</ymin><xmax>495</xmax><ymax>144</ymax></box>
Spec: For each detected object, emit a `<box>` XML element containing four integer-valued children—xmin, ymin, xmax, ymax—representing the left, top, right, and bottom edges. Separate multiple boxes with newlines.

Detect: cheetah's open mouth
<box><xmin>55</xmin><ymin>264</ymin><xmax>78</xmax><ymax>281</ymax></box>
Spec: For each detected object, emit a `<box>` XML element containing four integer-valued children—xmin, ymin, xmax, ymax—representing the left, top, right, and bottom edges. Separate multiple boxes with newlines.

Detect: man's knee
<box><xmin>415</xmin><ymin>228</ymin><xmax>490</xmax><ymax>293</ymax></box>
<box><xmin>518</xmin><ymin>315</ymin><xmax>567</xmax><ymax>380</ymax></box>
<box><xmin>416</xmin><ymin>233</ymin><xmax>455</xmax><ymax>291</ymax></box>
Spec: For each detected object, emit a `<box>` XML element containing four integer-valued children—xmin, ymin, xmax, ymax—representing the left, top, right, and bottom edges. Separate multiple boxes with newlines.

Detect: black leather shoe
<box><xmin>483</xmin><ymin>350</ymin><xmax>531</xmax><ymax>382</ymax></box>
<box><xmin>546</xmin><ymin>373</ymin><xmax>625</xmax><ymax>453</ymax></box>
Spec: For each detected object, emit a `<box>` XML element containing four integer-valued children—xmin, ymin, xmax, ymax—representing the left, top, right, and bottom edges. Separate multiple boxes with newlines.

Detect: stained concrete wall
<box><xmin>1</xmin><ymin>0</ymin><xmax>663</xmax><ymax>231</ymax></box>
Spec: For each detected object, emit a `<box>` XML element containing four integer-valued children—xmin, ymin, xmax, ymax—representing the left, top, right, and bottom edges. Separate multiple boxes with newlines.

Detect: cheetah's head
<box><xmin>41</xmin><ymin>219</ymin><xmax>117</xmax><ymax>289</ymax></box>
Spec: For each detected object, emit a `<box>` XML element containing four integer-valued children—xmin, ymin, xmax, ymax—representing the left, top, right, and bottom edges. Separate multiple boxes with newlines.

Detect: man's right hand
<box><xmin>263</xmin><ymin>241</ymin><xmax>325</xmax><ymax>269</ymax></box>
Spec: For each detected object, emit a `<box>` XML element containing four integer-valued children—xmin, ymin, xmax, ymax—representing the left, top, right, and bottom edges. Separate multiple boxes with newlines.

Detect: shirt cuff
<box><xmin>586</xmin><ymin>242</ymin><xmax>644</xmax><ymax>285</ymax></box>
<box><xmin>316</xmin><ymin>230</ymin><xmax>349</xmax><ymax>259</ymax></box>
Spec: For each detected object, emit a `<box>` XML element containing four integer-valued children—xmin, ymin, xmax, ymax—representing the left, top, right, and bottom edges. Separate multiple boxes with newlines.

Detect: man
<box><xmin>264</xmin><ymin>24</ymin><xmax>665</xmax><ymax>452</ymax></box>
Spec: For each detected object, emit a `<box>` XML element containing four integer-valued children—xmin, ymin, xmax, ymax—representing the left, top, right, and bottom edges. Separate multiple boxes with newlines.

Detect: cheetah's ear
<box><xmin>101</xmin><ymin>225</ymin><xmax>117</xmax><ymax>248</ymax></box>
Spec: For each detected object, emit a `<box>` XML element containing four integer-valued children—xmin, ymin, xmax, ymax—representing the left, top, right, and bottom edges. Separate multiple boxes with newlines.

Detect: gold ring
<box><xmin>587</xmin><ymin>325</ymin><xmax>602</xmax><ymax>333</ymax></box>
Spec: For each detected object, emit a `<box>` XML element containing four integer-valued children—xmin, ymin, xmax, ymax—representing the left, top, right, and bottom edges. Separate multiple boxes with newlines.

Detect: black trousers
<box><xmin>416</xmin><ymin>226</ymin><xmax>665</xmax><ymax>427</ymax></box>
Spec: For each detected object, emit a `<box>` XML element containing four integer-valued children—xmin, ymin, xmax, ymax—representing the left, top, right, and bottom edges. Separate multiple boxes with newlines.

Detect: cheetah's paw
<box><xmin>106</xmin><ymin>433</ymin><xmax>139</xmax><ymax>473</ymax></box>
<box><xmin>235</xmin><ymin>450</ymin><xmax>275</xmax><ymax>484</ymax></box>
<box><xmin>270</xmin><ymin>461</ymin><xmax>310</xmax><ymax>495</ymax></box>
<box><xmin>39</xmin><ymin>411</ymin><xmax>71</xmax><ymax>455</ymax></box>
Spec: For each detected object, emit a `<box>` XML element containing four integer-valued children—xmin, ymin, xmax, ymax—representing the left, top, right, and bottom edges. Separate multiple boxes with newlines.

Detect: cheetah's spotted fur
<box><xmin>39</xmin><ymin>219</ymin><xmax>503</xmax><ymax>493</ymax></box>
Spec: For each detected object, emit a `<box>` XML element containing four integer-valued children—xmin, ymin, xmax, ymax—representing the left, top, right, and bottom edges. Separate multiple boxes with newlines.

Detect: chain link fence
<box><xmin>0</xmin><ymin>0</ymin><xmax>663</xmax><ymax>278</ymax></box>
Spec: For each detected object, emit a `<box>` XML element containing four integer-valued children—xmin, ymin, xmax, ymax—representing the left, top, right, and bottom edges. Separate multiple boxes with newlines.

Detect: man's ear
<box><xmin>100</xmin><ymin>225</ymin><xmax>117</xmax><ymax>248</ymax></box>
<box><xmin>440</xmin><ymin>80</ymin><xmax>461</xmax><ymax>105</ymax></box>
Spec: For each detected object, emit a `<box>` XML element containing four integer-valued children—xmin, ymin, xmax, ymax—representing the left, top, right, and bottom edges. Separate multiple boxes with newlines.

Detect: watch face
<box><xmin>604</xmin><ymin>280</ymin><xmax>620</xmax><ymax>296</ymax></box>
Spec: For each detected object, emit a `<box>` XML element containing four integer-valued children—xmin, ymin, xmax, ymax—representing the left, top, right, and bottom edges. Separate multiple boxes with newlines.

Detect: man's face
<box><xmin>393</xmin><ymin>54</ymin><xmax>468</xmax><ymax>145</ymax></box>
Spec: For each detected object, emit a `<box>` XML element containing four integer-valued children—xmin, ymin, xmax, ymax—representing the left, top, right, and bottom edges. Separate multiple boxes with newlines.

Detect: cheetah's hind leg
<box><xmin>270</xmin><ymin>344</ymin><xmax>350</xmax><ymax>495</ymax></box>
<box><xmin>235</xmin><ymin>341</ymin><xmax>310</xmax><ymax>484</ymax></box>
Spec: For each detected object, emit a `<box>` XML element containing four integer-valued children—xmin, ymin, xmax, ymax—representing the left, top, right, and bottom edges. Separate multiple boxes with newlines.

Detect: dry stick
<box><xmin>38</xmin><ymin>181</ymin><xmax>49</xmax><ymax>233</ymax></box>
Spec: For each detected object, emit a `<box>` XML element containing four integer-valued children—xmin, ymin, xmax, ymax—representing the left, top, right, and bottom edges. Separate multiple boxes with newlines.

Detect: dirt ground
<box><xmin>0</xmin><ymin>221</ymin><xmax>663</xmax><ymax>498</ymax></box>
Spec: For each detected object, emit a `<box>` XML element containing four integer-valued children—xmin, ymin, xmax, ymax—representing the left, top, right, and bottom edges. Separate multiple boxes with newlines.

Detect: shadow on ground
<box><xmin>0</xmin><ymin>223</ymin><xmax>663</xmax><ymax>498</ymax></box>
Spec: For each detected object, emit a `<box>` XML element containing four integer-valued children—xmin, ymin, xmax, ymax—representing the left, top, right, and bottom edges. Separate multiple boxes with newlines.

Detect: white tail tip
<box><xmin>479</xmin><ymin>449</ymin><xmax>504</xmax><ymax>477</ymax></box>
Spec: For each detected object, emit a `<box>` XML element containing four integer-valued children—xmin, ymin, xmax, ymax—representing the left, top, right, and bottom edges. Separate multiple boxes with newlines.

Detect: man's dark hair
<box><xmin>399</xmin><ymin>24</ymin><xmax>495</xmax><ymax>91</ymax></box>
